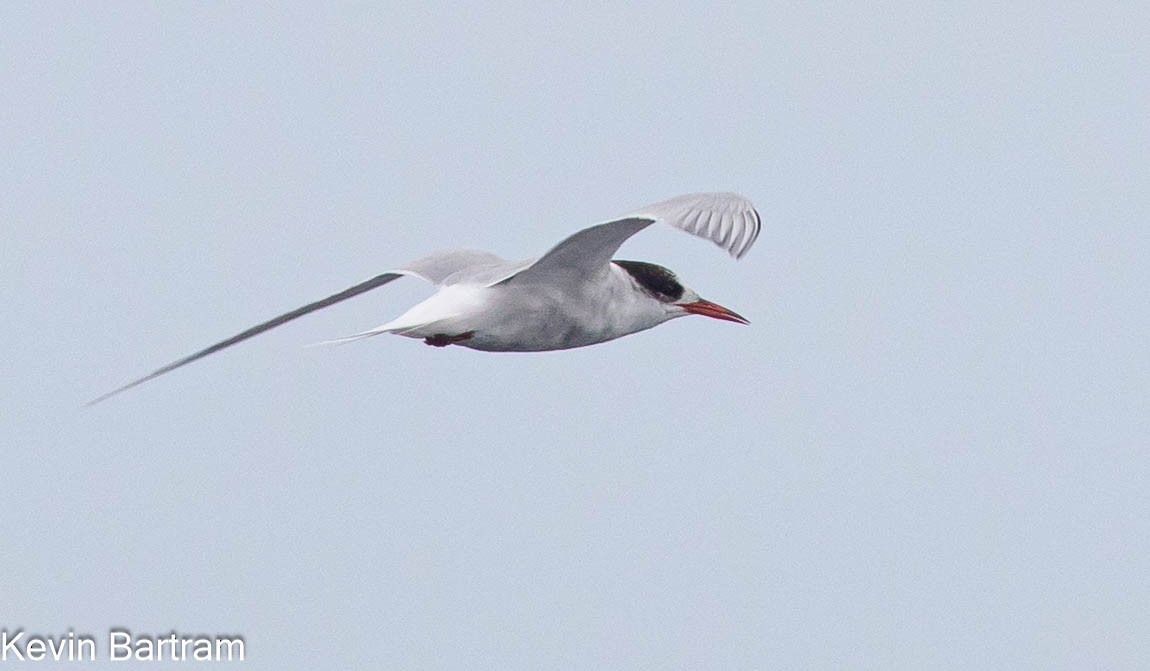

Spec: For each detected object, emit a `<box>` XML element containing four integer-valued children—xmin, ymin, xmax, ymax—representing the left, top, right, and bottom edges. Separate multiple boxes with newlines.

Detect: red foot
<box><xmin>424</xmin><ymin>331</ymin><xmax>476</xmax><ymax>347</ymax></box>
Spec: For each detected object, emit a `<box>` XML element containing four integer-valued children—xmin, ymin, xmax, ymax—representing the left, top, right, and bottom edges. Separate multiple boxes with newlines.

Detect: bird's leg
<box><xmin>423</xmin><ymin>331</ymin><xmax>476</xmax><ymax>347</ymax></box>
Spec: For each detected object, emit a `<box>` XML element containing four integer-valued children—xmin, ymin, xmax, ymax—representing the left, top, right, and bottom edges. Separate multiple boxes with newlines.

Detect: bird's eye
<box><xmin>613</xmin><ymin>260</ymin><xmax>684</xmax><ymax>301</ymax></box>
<box><xmin>660</xmin><ymin>279</ymin><xmax>684</xmax><ymax>302</ymax></box>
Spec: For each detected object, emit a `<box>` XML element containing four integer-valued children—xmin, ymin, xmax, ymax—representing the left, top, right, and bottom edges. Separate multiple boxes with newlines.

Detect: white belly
<box><xmin>384</xmin><ymin>276</ymin><xmax>671</xmax><ymax>352</ymax></box>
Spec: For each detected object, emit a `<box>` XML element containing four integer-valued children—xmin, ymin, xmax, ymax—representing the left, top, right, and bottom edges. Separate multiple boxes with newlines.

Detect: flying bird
<box><xmin>90</xmin><ymin>192</ymin><xmax>760</xmax><ymax>404</ymax></box>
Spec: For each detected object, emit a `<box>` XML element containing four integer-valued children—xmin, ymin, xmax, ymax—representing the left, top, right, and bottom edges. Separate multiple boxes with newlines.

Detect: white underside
<box><xmin>341</xmin><ymin>264</ymin><xmax>680</xmax><ymax>351</ymax></box>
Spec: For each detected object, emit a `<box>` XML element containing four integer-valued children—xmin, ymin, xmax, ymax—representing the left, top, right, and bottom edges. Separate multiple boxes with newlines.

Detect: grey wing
<box><xmin>628</xmin><ymin>192</ymin><xmax>761</xmax><ymax>259</ymax></box>
<box><xmin>399</xmin><ymin>249</ymin><xmax>511</xmax><ymax>285</ymax></box>
<box><xmin>89</xmin><ymin>247</ymin><xmax>532</xmax><ymax>404</ymax></box>
<box><xmin>88</xmin><ymin>271</ymin><xmax>407</xmax><ymax>405</ymax></box>
<box><xmin>503</xmin><ymin>192</ymin><xmax>760</xmax><ymax>285</ymax></box>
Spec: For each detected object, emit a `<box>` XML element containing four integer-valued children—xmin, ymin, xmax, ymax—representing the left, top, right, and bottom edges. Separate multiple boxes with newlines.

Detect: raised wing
<box><xmin>628</xmin><ymin>192</ymin><xmax>760</xmax><ymax>259</ymax></box>
<box><xmin>504</xmin><ymin>192</ymin><xmax>760</xmax><ymax>285</ymax></box>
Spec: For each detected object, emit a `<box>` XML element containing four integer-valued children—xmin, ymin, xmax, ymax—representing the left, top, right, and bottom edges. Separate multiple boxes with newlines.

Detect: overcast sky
<box><xmin>3</xmin><ymin>3</ymin><xmax>1148</xmax><ymax>669</ymax></box>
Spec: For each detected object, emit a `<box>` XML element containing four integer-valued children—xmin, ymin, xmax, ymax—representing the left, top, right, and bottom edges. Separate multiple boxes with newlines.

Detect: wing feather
<box><xmin>717</xmin><ymin>214</ymin><xmax>735</xmax><ymax>248</ymax></box>
<box><xmin>399</xmin><ymin>249</ymin><xmax>510</xmax><ymax>285</ymax></box>
<box><xmin>89</xmin><ymin>271</ymin><xmax>409</xmax><ymax>404</ymax></box>
<box><xmin>623</xmin><ymin>192</ymin><xmax>760</xmax><ymax>260</ymax></box>
<box><xmin>90</xmin><ymin>248</ymin><xmax>529</xmax><ymax>403</ymax></box>
<box><xmin>502</xmin><ymin>192</ymin><xmax>760</xmax><ymax>285</ymax></box>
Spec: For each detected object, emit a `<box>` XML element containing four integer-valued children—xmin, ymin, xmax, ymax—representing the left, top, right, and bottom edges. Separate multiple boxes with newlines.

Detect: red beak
<box><xmin>680</xmin><ymin>299</ymin><xmax>750</xmax><ymax>325</ymax></box>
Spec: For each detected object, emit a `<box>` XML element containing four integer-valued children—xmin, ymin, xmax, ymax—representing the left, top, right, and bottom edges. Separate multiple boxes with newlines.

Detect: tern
<box><xmin>90</xmin><ymin>192</ymin><xmax>760</xmax><ymax>404</ymax></box>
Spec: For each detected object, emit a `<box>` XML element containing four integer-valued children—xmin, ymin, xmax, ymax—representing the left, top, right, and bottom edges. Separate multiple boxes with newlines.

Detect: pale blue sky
<box><xmin>3</xmin><ymin>3</ymin><xmax>1148</xmax><ymax>669</ymax></box>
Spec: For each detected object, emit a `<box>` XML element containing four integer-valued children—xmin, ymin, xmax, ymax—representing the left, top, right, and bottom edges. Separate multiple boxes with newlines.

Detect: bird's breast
<box><xmin>456</xmin><ymin>272</ymin><xmax>668</xmax><ymax>352</ymax></box>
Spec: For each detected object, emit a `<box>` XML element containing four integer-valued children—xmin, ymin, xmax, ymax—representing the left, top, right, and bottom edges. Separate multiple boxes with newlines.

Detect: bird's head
<box><xmin>612</xmin><ymin>260</ymin><xmax>749</xmax><ymax>325</ymax></box>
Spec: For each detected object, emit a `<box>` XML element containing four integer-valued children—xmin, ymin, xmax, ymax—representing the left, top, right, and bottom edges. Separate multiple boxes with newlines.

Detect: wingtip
<box><xmin>85</xmin><ymin>380</ymin><xmax>139</xmax><ymax>407</ymax></box>
<box><xmin>85</xmin><ymin>390</ymin><xmax>119</xmax><ymax>407</ymax></box>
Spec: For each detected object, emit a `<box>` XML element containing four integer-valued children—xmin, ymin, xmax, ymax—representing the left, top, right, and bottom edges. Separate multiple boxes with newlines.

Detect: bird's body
<box><xmin>381</xmin><ymin>261</ymin><xmax>672</xmax><ymax>351</ymax></box>
<box><xmin>91</xmin><ymin>192</ymin><xmax>761</xmax><ymax>404</ymax></box>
